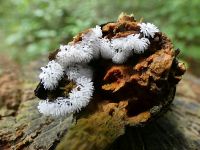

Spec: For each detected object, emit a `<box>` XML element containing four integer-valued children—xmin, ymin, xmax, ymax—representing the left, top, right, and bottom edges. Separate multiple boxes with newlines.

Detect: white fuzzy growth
<box><xmin>111</xmin><ymin>34</ymin><xmax>150</xmax><ymax>63</ymax></box>
<box><xmin>111</xmin><ymin>37</ymin><xmax>126</xmax><ymax>51</ymax></box>
<box><xmin>37</xmin><ymin>22</ymin><xmax>160</xmax><ymax>116</ymax></box>
<box><xmin>99</xmin><ymin>38</ymin><xmax>115</xmax><ymax>59</ymax></box>
<box><xmin>56</xmin><ymin>24</ymin><xmax>154</xmax><ymax>66</ymax></box>
<box><xmin>37</xmin><ymin>77</ymin><xmax>93</xmax><ymax>116</ymax></box>
<box><xmin>112</xmin><ymin>34</ymin><xmax>150</xmax><ymax>53</ymax></box>
<box><xmin>39</xmin><ymin>60</ymin><xmax>64</xmax><ymax>90</ymax></box>
<box><xmin>139</xmin><ymin>22</ymin><xmax>159</xmax><ymax>38</ymax></box>
<box><xmin>65</xmin><ymin>64</ymin><xmax>93</xmax><ymax>80</ymax></box>
<box><xmin>59</xmin><ymin>44</ymin><xmax>70</xmax><ymax>51</ymax></box>
<box><xmin>83</xmin><ymin>25</ymin><xmax>102</xmax><ymax>40</ymax></box>
<box><xmin>127</xmin><ymin>34</ymin><xmax>150</xmax><ymax>53</ymax></box>
<box><xmin>92</xmin><ymin>25</ymin><xmax>103</xmax><ymax>38</ymax></box>
<box><xmin>112</xmin><ymin>51</ymin><xmax>130</xmax><ymax>64</ymax></box>
<box><xmin>84</xmin><ymin>39</ymin><xmax>101</xmax><ymax>59</ymax></box>
<box><xmin>82</xmin><ymin>25</ymin><xmax>103</xmax><ymax>59</ymax></box>
<box><xmin>56</xmin><ymin>26</ymin><xmax>103</xmax><ymax>66</ymax></box>
<box><xmin>56</xmin><ymin>43</ymin><xmax>93</xmax><ymax>67</ymax></box>
<box><xmin>38</xmin><ymin>65</ymin><xmax>94</xmax><ymax>117</ymax></box>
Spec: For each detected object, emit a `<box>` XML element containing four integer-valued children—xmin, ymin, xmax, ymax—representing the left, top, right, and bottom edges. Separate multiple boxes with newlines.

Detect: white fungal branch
<box><xmin>65</xmin><ymin>64</ymin><xmax>93</xmax><ymax>80</ymax></box>
<box><xmin>37</xmin><ymin>77</ymin><xmax>93</xmax><ymax>116</ymax></box>
<box><xmin>111</xmin><ymin>34</ymin><xmax>150</xmax><ymax>63</ymax></box>
<box><xmin>38</xmin><ymin>65</ymin><xmax>94</xmax><ymax>116</ymax></box>
<box><xmin>56</xmin><ymin>22</ymin><xmax>159</xmax><ymax>66</ymax></box>
<box><xmin>39</xmin><ymin>60</ymin><xmax>64</xmax><ymax>90</ymax></box>
<box><xmin>37</xmin><ymin>21</ymin><xmax>160</xmax><ymax>116</ymax></box>
<box><xmin>82</xmin><ymin>25</ymin><xmax>103</xmax><ymax>41</ymax></box>
<box><xmin>99</xmin><ymin>38</ymin><xmax>115</xmax><ymax>59</ymax></box>
<box><xmin>111</xmin><ymin>34</ymin><xmax>150</xmax><ymax>52</ymax></box>
<box><xmin>112</xmin><ymin>51</ymin><xmax>131</xmax><ymax>64</ymax></box>
<box><xmin>82</xmin><ymin>25</ymin><xmax>103</xmax><ymax>58</ymax></box>
<box><xmin>126</xmin><ymin>34</ymin><xmax>150</xmax><ymax>53</ymax></box>
<box><xmin>139</xmin><ymin>23</ymin><xmax>160</xmax><ymax>38</ymax></box>
<box><xmin>56</xmin><ymin>25</ymin><xmax>103</xmax><ymax>66</ymax></box>
<box><xmin>56</xmin><ymin>44</ymin><xmax>93</xmax><ymax>67</ymax></box>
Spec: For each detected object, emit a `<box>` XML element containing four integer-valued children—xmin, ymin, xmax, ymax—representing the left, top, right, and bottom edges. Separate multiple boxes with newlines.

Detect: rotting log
<box><xmin>35</xmin><ymin>14</ymin><xmax>186</xmax><ymax>129</ymax></box>
<box><xmin>0</xmin><ymin>70</ymin><xmax>199</xmax><ymax>150</ymax></box>
<box><xmin>0</xmin><ymin>15</ymin><xmax>199</xmax><ymax>149</ymax></box>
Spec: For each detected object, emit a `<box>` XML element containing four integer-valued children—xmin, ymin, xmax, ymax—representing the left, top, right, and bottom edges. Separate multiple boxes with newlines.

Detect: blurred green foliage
<box><xmin>0</xmin><ymin>0</ymin><xmax>199</xmax><ymax>63</ymax></box>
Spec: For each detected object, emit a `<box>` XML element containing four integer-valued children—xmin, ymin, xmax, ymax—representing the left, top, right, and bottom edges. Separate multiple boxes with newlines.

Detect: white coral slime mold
<box><xmin>37</xmin><ymin>21</ymin><xmax>161</xmax><ymax>116</ymax></box>
<box><xmin>56</xmin><ymin>26</ymin><xmax>103</xmax><ymax>67</ymax></box>
<box><xmin>139</xmin><ymin>22</ymin><xmax>159</xmax><ymax>38</ymax></box>
<box><xmin>112</xmin><ymin>51</ymin><xmax>130</xmax><ymax>64</ymax></box>
<box><xmin>39</xmin><ymin>60</ymin><xmax>64</xmax><ymax>90</ymax></box>
<box><xmin>38</xmin><ymin>65</ymin><xmax>94</xmax><ymax>116</ymax></box>
<box><xmin>99</xmin><ymin>38</ymin><xmax>115</xmax><ymax>59</ymax></box>
<box><xmin>56</xmin><ymin>43</ymin><xmax>93</xmax><ymax>67</ymax></box>
<box><xmin>111</xmin><ymin>34</ymin><xmax>150</xmax><ymax>63</ymax></box>
<box><xmin>83</xmin><ymin>25</ymin><xmax>103</xmax><ymax>40</ymax></box>
<box><xmin>65</xmin><ymin>64</ymin><xmax>93</xmax><ymax>80</ymax></box>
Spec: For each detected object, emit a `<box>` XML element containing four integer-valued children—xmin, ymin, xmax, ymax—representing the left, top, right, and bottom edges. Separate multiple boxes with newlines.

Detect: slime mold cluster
<box><xmin>35</xmin><ymin>14</ymin><xmax>185</xmax><ymax>124</ymax></box>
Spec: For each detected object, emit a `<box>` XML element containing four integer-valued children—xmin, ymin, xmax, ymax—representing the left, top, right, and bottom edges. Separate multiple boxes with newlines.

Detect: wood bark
<box><xmin>0</xmin><ymin>64</ymin><xmax>199</xmax><ymax>150</ymax></box>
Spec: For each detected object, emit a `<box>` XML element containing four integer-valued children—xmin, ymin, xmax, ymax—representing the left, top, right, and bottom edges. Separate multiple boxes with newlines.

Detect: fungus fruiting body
<box><xmin>35</xmin><ymin>14</ymin><xmax>185</xmax><ymax>119</ymax></box>
<box><xmin>39</xmin><ymin>60</ymin><xmax>64</xmax><ymax>90</ymax></box>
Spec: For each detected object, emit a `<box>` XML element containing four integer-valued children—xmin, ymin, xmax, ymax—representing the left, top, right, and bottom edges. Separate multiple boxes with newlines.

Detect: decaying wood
<box><xmin>35</xmin><ymin>15</ymin><xmax>185</xmax><ymax>127</ymax></box>
<box><xmin>108</xmin><ymin>96</ymin><xmax>200</xmax><ymax>150</ymax></box>
<box><xmin>0</xmin><ymin>15</ymin><xmax>199</xmax><ymax>149</ymax></box>
<box><xmin>108</xmin><ymin>73</ymin><xmax>200</xmax><ymax>150</ymax></box>
<box><xmin>57</xmin><ymin>74</ymin><xmax>200</xmax><ymax>150</ymax></box>
<box><xmin>0</xmin><ymin>69</ymin><xmax>199</xmax><ymax>150</ymax></box>
<box><xmin>0</xmin><ymin>99</ymin><xmax>73</xmax><ymax>150</ymax></box>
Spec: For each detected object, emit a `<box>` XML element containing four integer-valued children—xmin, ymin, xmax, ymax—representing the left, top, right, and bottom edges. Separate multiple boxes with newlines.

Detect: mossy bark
<box><xmin>1</xmin><ymin>73</ymin><xmax>199</xmax><ymax>150</ymax></box>
<box><xmin>0</xmin><ymin>99</ymin><xmax>74</xmax><ymax>150</ymax></box>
